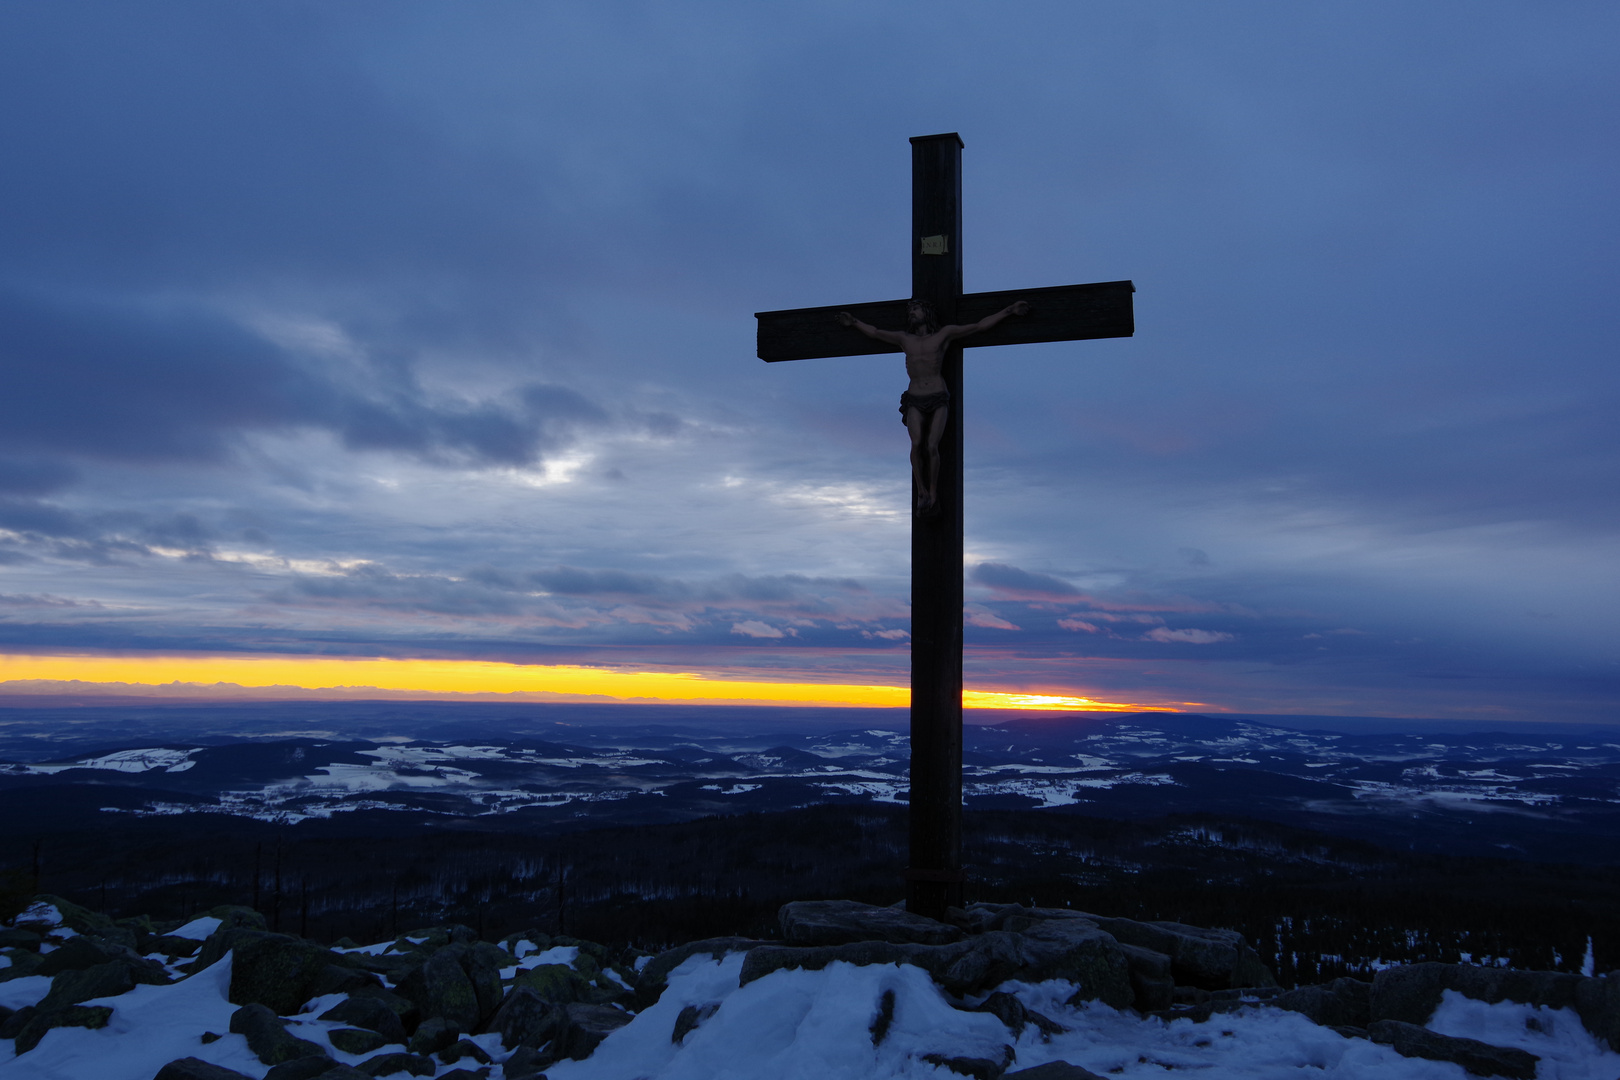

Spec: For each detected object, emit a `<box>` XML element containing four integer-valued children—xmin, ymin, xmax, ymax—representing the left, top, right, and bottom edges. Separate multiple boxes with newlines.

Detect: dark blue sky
<box><xmin>1</xmin><ymin>2</ymin><xmax>1616</xmax><ymax>721</ymax></box>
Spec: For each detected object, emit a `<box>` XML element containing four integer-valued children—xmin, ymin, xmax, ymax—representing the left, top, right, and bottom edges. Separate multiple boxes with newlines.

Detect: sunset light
<box><xmin>0</xmin><ymin>654</ymin><xmax>1185</xmax><ymax>712</ymax></box>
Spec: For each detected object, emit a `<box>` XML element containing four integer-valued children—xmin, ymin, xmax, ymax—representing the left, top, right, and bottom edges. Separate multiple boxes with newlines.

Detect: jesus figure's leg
<box><xmin>921</xmin><ymin>405</ymin><xmax>948</xmax><ymax>515</ymax></box>
<box><xmin>905</xmin><ymin>405</ymin><xmax>948</xmax><ymax>516</ymax></box>
<box><xmin>904</xmin><ymin>406</ymin><xmax>930</xmax><ymax>513</ymax></box>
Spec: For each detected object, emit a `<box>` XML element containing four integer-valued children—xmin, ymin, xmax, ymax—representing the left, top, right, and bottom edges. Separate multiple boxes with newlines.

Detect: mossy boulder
<box><xmin>229</xmin><ymin>1003</ymin><xmax>328</xmax><ymax>1066</ymax></box>
<box><xmin>329</xmin><ymin>1026</ymin><xmax>391</xmax><ymax>1054</ymax></box>
<box><xmin>196</xmin><ymin>929</ymin><xmax>333</xmax><ymax>1015</ymax></box>
<box><xmin>14</xmin><ymin>1004</ymin><xmax>113</xmax><ymax>1054</ymax></box>
<box><xmin>0</xmin><ymin>948</ymin><xmax>44</xmax><ymax>982</ymax></box>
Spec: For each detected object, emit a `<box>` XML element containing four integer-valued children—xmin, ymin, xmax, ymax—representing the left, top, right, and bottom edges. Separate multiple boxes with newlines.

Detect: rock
<box><xmin>153</xmin><ymin>1058</ymin><xmax>259</xmax><ymax>1080</ymax></box>
<box><xmin>740</xmin><ymin>941</ymin><xmax>921</xmax><ymax>987</ymax></box>
<box><xmin>501</xmin><ymin>1045</ymin><xmax>548</xmax><ymax>1080</ymax></box>
<box><xmin>779</xmin><ymin>900</ymin><xmax>964</xmax><ymax>947</ymax></box>
<box><xmin>1273</xmin><ymin>977</ymin><xmax>1371</xmax><ymax>1028</ymax></box>
<box><xmin>0</xmin><ymin>927</ymin><xmax>43</xmax><ymax>950</ymax></box>
<box><xmin>462</xmin><ymin>942</ymin><xmax>508</xmax><ymax>1021</ymax></box>
<box><xmin>742</xmin><ymin>925</ymin><xmax>1134</xmax><ymax>1008</ymax></box>
<box><xmin>1003</xmin><ymin>1063</ymin><xmax>1110</xmax><ymax>1080</ymax></box>
<box><xmin>511</xmin><ymin>960</ymin><xmax>626</xmax><ymax>1007</ymax></box>
<box><xmin>345</xmin><ymin>985</ymin><xmax>419</xmax><ymax>1033</ymax></box>
<box><xmin>356</xmin><ymin>1052</ymin><xmax>437</xmax><ymax>1077</ymax></box>
<box><xmin>306</xmin><ymin>1067</ymin><xmax>371</xmax><ymax>1080</ymax></box>
<box><xmin>635</xmin><ymin>936</ymin><xmax>763</xmax><ymax>1009</ymax></box>
<box><xmin>869</xmin><ymin>989</ymin><xmax>895</xmax><ymax>1045</ymax></box>
<box><xmin>1080</xmin><ymin>915</ymin><xmax>1276</xmax><ymax>991</ymax></box>
<box><xmin>35</xmin><ymin>934</ymin><xmax>139</xmax><ymax>975</ymax></box>
<box><xmin>32</xmin><ymin>894</ymin><xmax>121</xmax><ymax>939</ymax></box>
<box><xmin>673</xmin><ymin>1001</ymin><xmax>720</xmax><ymax>1044</ymax></box>
<box><xmin>263</xmin><ymin>1056</ymin><xmax>340</xmax><ymax>1080</ymax></box>
<box><xmin>1367</xmin><ymin>965</ymin><xmax>1620</xmax><ymax>1049</ymax></box>
<box><xmin>952</xmin><ymin>923</ymin><xmax>1133</xmax><ymax>1008</ymax></box>
<box><xmin>407</xmin><ymin>1015</ymin><xmax>460</xmax><ymax>1055</ymax></box>
<box><xmin>438</xmin><ymin>1038</ymin><xmax>492</xmax><ymax>1065</ymax></box>
<box><xmin>39</xmin><ymin>958</ymin><xmax>167</xmax><ymax>1011</ymax></box>
<box><xmin>1230</xmin><ymin>950</ymin><xmax>1279</xmax><ymax>989</ymax></box>
<box><xmin>0</xmin><ymin>1005</ymin><xmax>36</xmax><ymax>1039</ymax></box>
<box><xmin>1372</xmin><ymin>962</ymin><xmax>1583</xmax><ymax>1023</ymax></box>
<box><xmin>1575</xmin><ymin>974</ymin><xmax>1620</xmax><ymax>1051</ymax></box>
<box><xmin>203</xmin><ymin>906</ymin><xmax>268</xmax><ymax>933</ymax></box>
<box><xmin>307</xmin><ymin>963</ymin><xmax>382</xmax><ymax>1000</ymax></box>
<box><xmin>947</xmin><ymin>903</ymin><xmax>1022</xmax><ymax>935</ymax></box>
<box><xmin>228</xmin><ymin>1003</ymin><xmax>328</xmax><ymax>1066</ymax></box>
<box><xmin>1370</xmin><ymin>962</ymin><xmax>1620</xmax><ymax>1048</ymax></box>
<box><xmin>972</xmin><ymin>991</ymin><xmax>1065</xmax><ymax>1038</ymax></box>
<box><xmin>13</xmin><ymin>1004</ymin><xmax>113</xmax><ymax>1054</ymax></box>
<box><xmin>435</xmin><ymin>1071</ymin><xmax>492</xmax><ymax>1080</ymax></box>
<box><xmin>152</xmin><ymin>935</ymin><xmax>204</xmax><ymax>959</ymax></box>
<box><xmin>997</xmin><ymin>909</ymin><xmax>1097</xmax><ymax>935</ymax></box>
<box><xmin>488</xmin><ymin>986</ymin><xmax>567</xmax><ymax>1050</ymax></box>
<box><xmin>318</xmin><ymin>994</ymin><xmax>407</xmax><ymax>1044</ymax></box>
<box><xmin>329</xmin><ymin>1027</ymin><xmax>391</xmax><ymax>1054</ymax></box>
<box><xmin>503</xmin><ymin>947</ymin><xmax>626</xmax><ymax>1009</ymax></box>
<box><xmin>356</xmin><ymin>1052</ymin><xmax>436</xmax><ymax>1077</ymax></box>
<box><xmin>557</xmin><ymin>1002</ymin><xmax>632</xmax><ymax>1060</ymax></box>
<box><xmin>1117</xmin><ymin>944</ymin><xmax>1173</xmax><ymax>1012</ymax></box>
<box><xmin>395</xmin><ymin>945</ymin><xmax>481</xmax><ymax>1032</ymax></box>
<box><xmin>920</xmin><ymin>1050</ymin><xmax>1014</xmax><ymax>1079</ymax></box>
<box><xmin>0</xmin><ymin>948</ymin><xmax>44</xmax><ymax>982</ymax></box>
<box><xmin>1369</xmin><ymin>1019</ymin><xmax>1539</xmax><ymax>1079</ymax></box>
<box><xmin>197</xmin><ymin>930</ymin><xmax>332</xmax><ymax>1015</ymax></box>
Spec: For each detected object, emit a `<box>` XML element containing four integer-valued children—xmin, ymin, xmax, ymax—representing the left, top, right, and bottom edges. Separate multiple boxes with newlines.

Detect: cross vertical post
<box><xmin>753</xmin><ymin>134</ymin><xmax>1134</xmax><ymax>924</ymax></box>
<box><xmin>907</xmin><ymin>133</ymin><xmax>965</xmax><ymax>919</ymax></box>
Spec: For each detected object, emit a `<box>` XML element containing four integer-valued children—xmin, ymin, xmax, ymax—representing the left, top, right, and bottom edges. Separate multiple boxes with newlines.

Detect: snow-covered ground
<box><xmin>4</xmin><ymin>939</ymin><xmax>1618</xmax><ymax>1080</ymax></box>
<box><xmin>551</xmin><ymin>953</ymin><xmax>1620</xmax><ymax>1080</ymax></box>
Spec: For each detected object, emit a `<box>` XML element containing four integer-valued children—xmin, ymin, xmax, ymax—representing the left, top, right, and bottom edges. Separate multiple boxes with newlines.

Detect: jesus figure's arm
<box><xmin>837</xmin><ymin>311</ymin><xmax>906</xmax><ymax>347</ymax></box>
<box><xmin>942</xmin><ymin>300</ymin><xmax>1031</xmax><ymax>342</ymax></box>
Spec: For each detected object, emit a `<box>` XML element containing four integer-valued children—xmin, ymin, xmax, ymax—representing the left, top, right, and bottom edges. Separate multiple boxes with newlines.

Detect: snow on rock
<box><xmin>549</xmin><ymin>953</ymin><xmax>1536</xmax><ymax>1080</ymax></box>
<box><xmin>0</xmin><ymin>956</ymin><xmax>265</xmax><ymax>1080</ymax></box>
<box><xmin>0</xmin><ymin>977</ymin><xmax>52</xmax><ymax>1013</ymax></box>
<box><xmin>549</xmin><ymin>954</ymin><xmax>1014</xmax><ymax>1080</ymax></box>
<box><xmin>168</xmin><ymin>918</ymin><xmax>222</xmax><ymax>943</ymax></box>
<box><xmin>1428</xmin><ymin>990</ymin><xmax>1620</xmax><ymax>1079</ymax></box>
<box><xmin>501</xmin><ymin>944</ymin><xmax>581</xmax><ymax>979</ymax></box>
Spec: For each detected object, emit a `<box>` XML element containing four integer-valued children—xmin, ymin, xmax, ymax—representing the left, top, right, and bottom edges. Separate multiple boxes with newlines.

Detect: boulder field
<box><xmin>1</xmin><ymin>894</ymin><xmax>1613</xmax><ymax>1080</ymax></box>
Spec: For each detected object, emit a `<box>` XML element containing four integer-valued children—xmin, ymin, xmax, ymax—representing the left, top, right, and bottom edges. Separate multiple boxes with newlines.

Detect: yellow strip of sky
<box><xmin>0</xmin><ymin>654</ymin><xmax>1187</xmax><ymax>712</ymax></box>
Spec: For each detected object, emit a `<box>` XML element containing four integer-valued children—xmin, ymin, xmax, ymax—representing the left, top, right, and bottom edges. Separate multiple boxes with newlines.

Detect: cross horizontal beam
<box><xmin>755</xmin><ymin>279</ymin><xmax>1135</xmax><ymax>362</ymax></box>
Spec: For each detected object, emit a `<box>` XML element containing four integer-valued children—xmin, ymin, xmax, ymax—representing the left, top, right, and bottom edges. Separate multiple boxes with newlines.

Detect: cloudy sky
<box><xmin>0</xmin><ymin>1</ymin><xmax>1616</xmax><ymax>721</ymax></box>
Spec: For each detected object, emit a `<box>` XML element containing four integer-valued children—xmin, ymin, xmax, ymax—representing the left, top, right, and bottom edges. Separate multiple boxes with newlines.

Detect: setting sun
<box><xmin>0</xmin><ymin>653</ymin><xmax>1187</xmax><ymax>712</ymax></box>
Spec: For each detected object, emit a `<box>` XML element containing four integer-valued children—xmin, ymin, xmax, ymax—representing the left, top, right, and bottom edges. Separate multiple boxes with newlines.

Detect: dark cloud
<box><xmin>527</xmin><ymin>567</ymin><xmax>673</xmax><ymax>598</ymax></box>
<box><xmin>0</xmin><ymin>287</ymin><xmax>612</xmax><ymax>475</ymax></box>
<box><xmin>970</xmin><ymin>562</ymin><xmax>1080</xmax><ymax>599</ymax></box>
<box><xmin>0</xmin><ymin>459</ymin><xmax>78</xmax><ymax>496</ymax></box>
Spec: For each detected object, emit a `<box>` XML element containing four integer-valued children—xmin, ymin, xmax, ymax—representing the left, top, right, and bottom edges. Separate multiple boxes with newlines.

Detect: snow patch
<box><xmin>0</xmin><ymin>955</ymin><xmax>263</xmax><ymax>1080</ymax></box>
<box><xmin>1428</xmin><ymin>990</ymin><xmax>1620</xmax><ymax>1078</ymax></box>
<box><xmin>168</xmin><ymin>916</ymin><xmax>222</xmax><ymax>942</ymax></box>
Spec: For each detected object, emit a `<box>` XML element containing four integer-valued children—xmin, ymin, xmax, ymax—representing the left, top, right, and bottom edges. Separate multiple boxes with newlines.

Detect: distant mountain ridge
<box><xmin>1</xmin><ymin>705</ymin><xmax>1616</xmax><ymax>865</ymax></box>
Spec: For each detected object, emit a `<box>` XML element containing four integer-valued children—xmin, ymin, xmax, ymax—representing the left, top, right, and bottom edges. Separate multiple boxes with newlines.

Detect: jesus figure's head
<box><xmin>906</xmin><ymin>299</ymin><xmax>939</xmax><ymax>334</ymax></box>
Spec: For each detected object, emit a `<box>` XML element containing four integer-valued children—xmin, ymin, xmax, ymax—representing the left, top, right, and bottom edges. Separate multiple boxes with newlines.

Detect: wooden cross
<box><xmin>755</xmin><ymin>133</ymin><xmax>1135</xmax><ymax>920</ymax></box>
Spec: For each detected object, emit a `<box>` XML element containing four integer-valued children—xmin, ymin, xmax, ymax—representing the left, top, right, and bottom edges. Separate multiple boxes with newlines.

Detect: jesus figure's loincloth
<box><xmin>899</xmin><ymin>388</ymin><xmax>950</xmax><ymax>423</ymax></box>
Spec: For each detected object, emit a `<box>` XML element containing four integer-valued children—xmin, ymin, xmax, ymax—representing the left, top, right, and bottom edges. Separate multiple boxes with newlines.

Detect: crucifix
<box><xmin>755</xmin><ymin>133</ymin><xmax>1134</xmax><ymax>920</ymax></box>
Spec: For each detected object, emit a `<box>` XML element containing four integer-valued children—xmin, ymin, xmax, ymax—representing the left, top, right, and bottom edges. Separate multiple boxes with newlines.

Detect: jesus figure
<box><xmin>838</xmin><ymin>298</ymin><xmax>1030</xmax><ymax>516</ymax></box>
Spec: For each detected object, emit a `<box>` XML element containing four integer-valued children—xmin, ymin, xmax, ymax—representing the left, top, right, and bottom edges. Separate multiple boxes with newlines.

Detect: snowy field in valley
<box><xmin>3</xmin><ymin>711</ymin><xmax>1617</xmax><ymax>865</ymax></box>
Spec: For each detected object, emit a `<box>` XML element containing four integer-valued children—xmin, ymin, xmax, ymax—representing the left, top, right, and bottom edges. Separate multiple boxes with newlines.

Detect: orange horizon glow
<box><xmin>0</xmin><ymin>653</ymin><xmax>1195</xmax><ymax>712</ymax></box>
